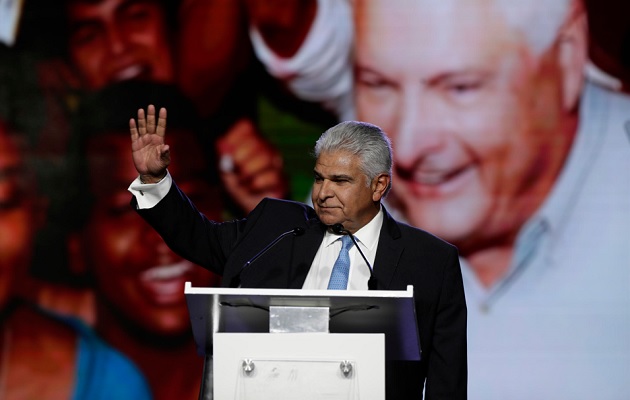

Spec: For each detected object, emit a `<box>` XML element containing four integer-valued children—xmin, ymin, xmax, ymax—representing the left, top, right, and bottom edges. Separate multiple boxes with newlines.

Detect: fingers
<box><xmin>159</xmin><ymin>143</ymin><xmax>170</xmax><ymax>163</ymax></box>
<box><xmin>221</xmin><ymin>166</ymin><xmax>287</xmax><ymax>214</ymax></box>
<box><xmin>216</xmin><ymin>118</ymin><xmax>288</xmax><ymax>212</ymax></box>
<box><xmin>219</xmin><ymin>141</ymin><xmax>287</xmax><ymax>205</ymax></box>
<box><xmin>216</xmin><ymin>118</ymin><xmax>285</xmax><ymax>181</ymax></box>
<box><xmin>156</xmin><ymin>107</ymin><xmax>167</xmax><ymax>137</ymax></box>
<box><xmin>134</xmin><ymin>105</ymin><xmax>167</xmax><ymax>137</ymax></box>
<box><xmin>146</xmin><ymin>104</ymin><xmax>156</xmax><ymax>134</ymax></box>
<box><xmin>247</xmin><ymin>168</ymin><xmax>287</xmax><ymax>194</ymax></box>
<box><xmin>137</xmin><ymin>107</ymin><xmax>147</xmax><ymax>136</ymax></box>
<box><xmin>216</xmin><ymin>119</ymin><xmax>262</xmax><ymax>175</ymax></box>
<box><xmin>216</xmin><ymin>119</ymin><xmax>257</xmax><ymax>150</ymax></box>
<box><xmin>233</xmin><ymin>147</ymin><xmax>283</xmax><ymax>181</ymax></box>
<box><xmin>129</xmin><ymin>118</ymin><xmax>139</xmax><ymax>142</ymax></box>
<box><xmin>220</xmin><ymin>136</ymin><xmax>283</xmax><ymax>181</ymax></box>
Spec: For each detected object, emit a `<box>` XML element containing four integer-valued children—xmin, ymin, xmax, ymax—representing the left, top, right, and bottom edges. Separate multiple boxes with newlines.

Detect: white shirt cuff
<box><xmin>127</xmin><ymin>171</ymin><xmax>172</xmax><ymax>209</ymax></box>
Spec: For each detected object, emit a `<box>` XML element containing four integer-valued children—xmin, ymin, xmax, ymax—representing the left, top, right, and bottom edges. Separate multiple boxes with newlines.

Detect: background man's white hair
<box><xmin>354</xmin><ymin>0</ymin><xmax>579</xmax><ymax>56</ymax></box>
<box><xmin>496</xmin><ymin>0</ymin><xmax>576</xmax><ymax>55</ymax></box>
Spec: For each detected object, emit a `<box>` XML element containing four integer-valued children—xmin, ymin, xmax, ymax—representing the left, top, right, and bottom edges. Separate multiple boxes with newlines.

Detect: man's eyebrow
<box><xmin>422</xmin><ymin>69</ymin><xmax>492</xmax><ymax>86</ymax></box>
<box><xmin>354</xmin><ymin>63</ymin><xmax>396</xmax><ymax>81</ymax></box>
<box><xmin>354</xmin><ymin>63</ymin><xmax>379</xmax><ymax>74</ymax></box>
<box><xmin>313</xmin><ymin>170</ymin><xmax>353</xmax><ymax>181</ymax></box>
<box><xmin>330</xmin><ymin>174</ymin><xmax>353</xmax><ymax>180</ymax></box>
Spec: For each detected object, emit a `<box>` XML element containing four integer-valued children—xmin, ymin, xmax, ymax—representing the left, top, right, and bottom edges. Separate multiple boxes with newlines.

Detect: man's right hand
<box><xmin>129</xmin><ymin>105</ymin><xmax>170</xmax><ymax>184</ymax></box>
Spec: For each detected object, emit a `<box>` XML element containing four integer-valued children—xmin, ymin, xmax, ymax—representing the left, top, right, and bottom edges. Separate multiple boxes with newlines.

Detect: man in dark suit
<box><xmin>127</xmin><ymin>105</ymin><xmax>467</xmax><ymax>399</ymax></box>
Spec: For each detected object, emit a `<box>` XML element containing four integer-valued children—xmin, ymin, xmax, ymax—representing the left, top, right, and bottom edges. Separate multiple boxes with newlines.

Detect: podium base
<box><xmin>212</xmin><ymin>333</ymin><xmax>385</xmax><ymax>400</ymax></box>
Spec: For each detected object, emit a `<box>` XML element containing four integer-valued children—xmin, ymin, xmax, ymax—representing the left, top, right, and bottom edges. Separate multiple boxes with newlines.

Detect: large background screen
<box><xmin>0</xmin><ymin>0</ymin><xmax>628</xmax><ymax>399</ymax></box>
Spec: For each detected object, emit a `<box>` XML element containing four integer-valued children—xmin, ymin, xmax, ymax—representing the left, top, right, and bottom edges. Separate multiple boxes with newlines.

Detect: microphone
<box><xmin>331</xmin><ymin>223</ymin><xmax>377</xmax><ymax>290</ymax></box>
<box><xmin>229</xmin><ymin>227</ymin><xmax>305</xmax><ymax>288</ymax></box>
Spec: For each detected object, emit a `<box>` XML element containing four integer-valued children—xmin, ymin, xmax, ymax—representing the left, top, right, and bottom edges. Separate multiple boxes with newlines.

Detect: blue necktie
<box><xmin>327</xmin><ymin>235</ymin><xmax>354</xmax><ymax>290</ymax></box>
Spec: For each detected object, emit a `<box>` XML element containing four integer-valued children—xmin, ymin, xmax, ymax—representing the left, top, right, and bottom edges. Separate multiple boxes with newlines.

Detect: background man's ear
<box><xmin>558</xmin><ymin>0</ymin><xmax>589</xmax><ymax>111</ymax></box>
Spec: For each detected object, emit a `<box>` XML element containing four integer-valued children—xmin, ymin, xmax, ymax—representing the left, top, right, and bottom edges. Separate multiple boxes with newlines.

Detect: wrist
<box><xmin>140</xmin><ymin>171</ymin><xmax>166</xmax><ymax>184</ymax></box>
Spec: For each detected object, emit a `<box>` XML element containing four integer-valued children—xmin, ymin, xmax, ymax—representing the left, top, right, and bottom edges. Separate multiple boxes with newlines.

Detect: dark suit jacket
<box><xmin>135</xmin><ymin>182</ymin><xmax>467</xmax><ymax>399</ymax></box>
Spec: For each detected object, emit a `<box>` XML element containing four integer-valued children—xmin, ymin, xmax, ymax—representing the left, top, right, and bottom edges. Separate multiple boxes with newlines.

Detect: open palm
<box><xmin>129</xmin><ymin>105</ymin><xmax>170</xmax><ymax>183</ymax></box>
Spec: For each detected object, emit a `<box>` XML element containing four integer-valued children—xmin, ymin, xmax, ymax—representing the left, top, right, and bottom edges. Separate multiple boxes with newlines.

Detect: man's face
<box><xmin>311</xmin><ymin>150</ymin><xmax>382</xmax><ymax>234</ymax></box>
<box><xmin>66</xmin><ymin>0</ymin><xmax>173</xmax><ymax>89</ymax></box>
<box><xmin>355</xmin><ymin>0</ymin><xmax>577</xmax><ymax>252</ymax></box>
<box><xmin>0</xmin><ymin>127</ymin><xmax>34</xmax><ymax>310</ymax></box>
<box><xmin>82</xmin><ymin>131</ymin><xmax>221</xmax><ymax>335</ymax></box>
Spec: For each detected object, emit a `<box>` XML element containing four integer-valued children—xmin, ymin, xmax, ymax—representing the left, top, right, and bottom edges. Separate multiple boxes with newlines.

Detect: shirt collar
<box><xmin>529</xmin><ymin>81</ymin><xmax>608</xmax><ymax>242</ymax></box>
<box><xmin>322</xmin><ymin>206</ymin><xmax>384</xmax><ymax>249</ymax></box>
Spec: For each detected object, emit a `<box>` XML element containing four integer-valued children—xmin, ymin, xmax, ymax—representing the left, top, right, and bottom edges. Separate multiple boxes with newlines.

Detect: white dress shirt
<box><xmin>302</xmin><ymin>209</ymin><xmax>383</xmax><ymax>290</ymax></box>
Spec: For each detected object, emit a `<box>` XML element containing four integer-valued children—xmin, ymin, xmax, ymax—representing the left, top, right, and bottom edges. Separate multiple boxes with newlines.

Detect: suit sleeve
<box><xmin>132</xmin><ymin>180</ymin><xmax>242</xmax><ymax>275</ymax></box>
<box><xmin>425</xmin><ymin>246</ymin><xmax>468</xmax><ymax>400</ymax></box>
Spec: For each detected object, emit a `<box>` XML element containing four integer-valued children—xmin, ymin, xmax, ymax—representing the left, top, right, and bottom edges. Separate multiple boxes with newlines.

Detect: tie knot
<box><xmin>341</xmin><ymin>235</ymin><xmax>354</xmax><ymax>250</ymax></box>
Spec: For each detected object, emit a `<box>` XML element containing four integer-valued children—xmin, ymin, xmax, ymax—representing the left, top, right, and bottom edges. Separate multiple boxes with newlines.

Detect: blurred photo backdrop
<box><xmin>0</xmin><ymin>0</ymin><xmax>628</xmax><ymax>399</ymax></box>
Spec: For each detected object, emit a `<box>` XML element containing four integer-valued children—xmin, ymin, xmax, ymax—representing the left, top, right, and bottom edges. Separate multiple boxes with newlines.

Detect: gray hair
<box><xmin>495</xmin><ymin>0</ymin><xmax>574</xmax><ymax>55</ymax></box>
<box><xmin>314</xmin><ymin>120</ymin><xmax>392</xmax><ymax>196</ymax></box>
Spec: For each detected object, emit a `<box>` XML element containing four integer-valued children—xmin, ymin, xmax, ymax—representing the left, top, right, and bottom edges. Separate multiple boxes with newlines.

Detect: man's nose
<box><xmin>106</xmin><ymin>26</ymin><xmax>128</xmax><ymax>55</ymax></box>
<box><xmin>316</xmin><ymin>179</ymin><xmax>334</xmax><ymax>200</ymax></box>
<box><xmin>394</xmin><ymin>89</ymin><xmax>446</xmax><ymax>169</ymax></box>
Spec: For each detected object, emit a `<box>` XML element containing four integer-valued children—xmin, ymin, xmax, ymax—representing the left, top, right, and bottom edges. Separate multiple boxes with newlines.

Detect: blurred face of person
<box><xmin>312</xmin><ymin>150</ymin><xmax>386</xmax><ymax>234</ymax></box>
<box><xmin>355</xmin><ymin>0</ymin><xmax>583</xmax><ymax>253</ymax></box>
<box><xmin>80</xmin><ymin>130</ymin><xmax>221</xmax><ymax>335</ymax></box>
<box><xmin>66</xmin><ymin>0</ymin><xmax>174</xmax><ymax>89</ymax></box>
<box><xmin>0</xmin><ymin>126</ymin><xmax>35</xmax><ymax>310</ymax></box>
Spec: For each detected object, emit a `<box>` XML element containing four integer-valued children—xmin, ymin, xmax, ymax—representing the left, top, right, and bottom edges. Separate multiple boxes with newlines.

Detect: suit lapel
<box><xmin>280</xmin><ymin>207</ymin><xmax>404</xmax><ymax>290</ymax></box>
<box><xmin>287</xmin><ymin>218</ymin><xmax>326</xmax><ymax>288</ymax></box>
<box><xmin>373</xmin><ymin>207</ymin><xmax>404</xmax><ymax>289</ymax></box>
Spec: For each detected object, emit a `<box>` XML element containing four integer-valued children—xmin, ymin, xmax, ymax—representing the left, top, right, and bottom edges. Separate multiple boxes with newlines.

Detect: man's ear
<box><xmin>372</xmin><ymin>173</ymin><xmax>391</xmax><ymax>202</ymax></box>
<box><xmin>67</xmin><ymin>232</ymin><xmax>87</xmax><ymax>276</ymax></box>
<box><xmin>558</xmin><ymin>0</ymin><xmax>589</xmax><ymax>111</ymax></box>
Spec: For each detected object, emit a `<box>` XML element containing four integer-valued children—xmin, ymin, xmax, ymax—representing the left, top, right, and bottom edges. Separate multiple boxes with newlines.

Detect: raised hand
<box><xmin>129</xmin><ymin>105</ymin><xmax>170</xmax><ymax>183</ymax></box>
<box><xmin>216</xmin><ymin>118</ymin><xmax>288</xmax><ymax>213</ymax></box>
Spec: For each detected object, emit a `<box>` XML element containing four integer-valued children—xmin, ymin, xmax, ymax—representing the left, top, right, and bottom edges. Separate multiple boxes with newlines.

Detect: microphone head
<box><xmin>292</xmin><ymin>227</ymin><xmax>305</xmax><ymax>236</ymax></box>
<box><xmin>331</xmin><ymin>223</ymin><xmax>346</xmax><ymax>235</ymax></box>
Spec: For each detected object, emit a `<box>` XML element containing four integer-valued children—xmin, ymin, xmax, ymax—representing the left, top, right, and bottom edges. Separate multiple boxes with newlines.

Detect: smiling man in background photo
<box><xmin>253</xmin><ymin>0</ymin><xmax>630</xmax><ymax>397</ymax></box>
<box><xmin>352</xmin><ymin>0</ymin><xmax>630</xmax><ymax>398</ymax></box>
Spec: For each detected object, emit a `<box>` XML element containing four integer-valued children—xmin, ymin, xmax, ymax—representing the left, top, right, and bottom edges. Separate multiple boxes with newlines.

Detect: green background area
<box><xmin>258</xmin><ymin>96</ymin><xmax>328</xmax><ymax>203</ymax></box>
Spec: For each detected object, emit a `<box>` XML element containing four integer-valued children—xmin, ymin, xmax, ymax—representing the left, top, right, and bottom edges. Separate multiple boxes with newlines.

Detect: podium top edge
<box><xmin>184</xmin><ymin>282</ymin><xmax>414</xmax><ymax>298</ymax></box>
